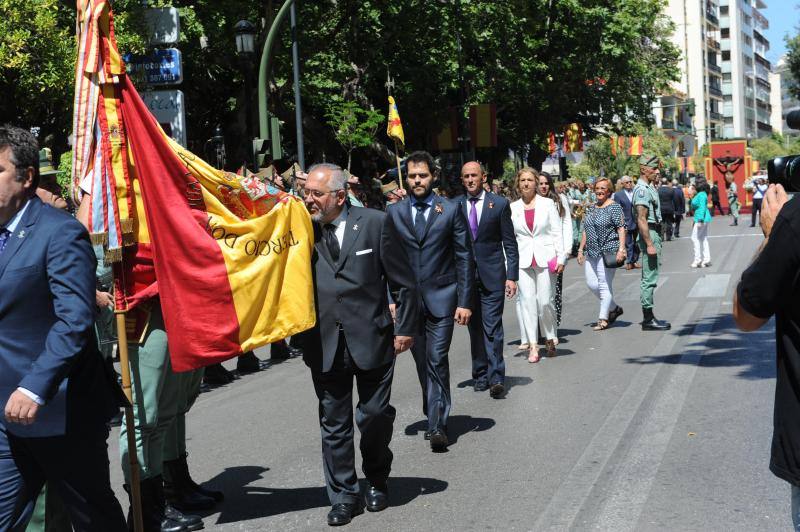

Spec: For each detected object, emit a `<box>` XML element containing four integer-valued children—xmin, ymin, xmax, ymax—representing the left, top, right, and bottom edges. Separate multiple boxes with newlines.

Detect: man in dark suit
<box><xmin>458</xmin><ymin>162</ymin><xmax>518</xmax><ymax>398</ymax></box>
<box><xmin>657</xmin><ymin>179</ymin><xmax>676</xmax><ymax>241</ymax></box>
<box><xmin>672</xmin><ymin>179</ymin><xmax>686</xmax><ymax>238</ymax></box>
<box><xmin>0</xmin><ymin>125</ymin><xmax>127</xmax><ymax>531</ymax></box>
<box><xmin>295</xmin><ymin>163</ymin><xmax>420</xmax><ymax>526</ymax></box>
<box><xmin>385</xmin><ymin>151</ymin><xmax>474</xmax><ymax>451</ymax></box>
<box><xmin>613</xmin><ymin>175</ymin><xmax>640</xmax><ymax>270</ymax></box>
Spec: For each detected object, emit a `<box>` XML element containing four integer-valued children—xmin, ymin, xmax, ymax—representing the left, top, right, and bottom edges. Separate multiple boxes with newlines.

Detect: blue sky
<box><xmin>762</xmin><ymin>1</ymin><xmax>797</xmax><ymax>63</ymax></box>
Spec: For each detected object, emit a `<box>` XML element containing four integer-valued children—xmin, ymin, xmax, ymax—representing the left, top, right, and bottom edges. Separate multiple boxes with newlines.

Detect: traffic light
<box><xmin>253</xmin><ymin>113</ymin><xmax>283</xmax><ymax>169</ymax></box>
<box><xmin>687</xmin><ymin>98</ymin><xmax>695</xmax><ymax>117</ymax></box>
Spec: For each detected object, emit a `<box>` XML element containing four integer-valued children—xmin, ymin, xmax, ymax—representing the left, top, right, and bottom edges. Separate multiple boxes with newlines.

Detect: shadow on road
<box><xmin>623</xmin><ymin>311</ymin><xmax>775</xmax><ymax>380</ymax></box>
<box><xmin>201</xmin><ymin>465</ymin><xmax>448</xmax><ymax>524</ymax></box>
<box><xmin>404</xmin><ymin>415</ymin><xmax>495</xmax><ymax>445</ymax></box>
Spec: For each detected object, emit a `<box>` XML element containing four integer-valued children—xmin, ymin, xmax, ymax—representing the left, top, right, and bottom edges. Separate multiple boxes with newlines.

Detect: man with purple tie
<box><xmin>459</xmin><ymin>162</ymin><xmax>519</xmax><ymax>398</ymax></box>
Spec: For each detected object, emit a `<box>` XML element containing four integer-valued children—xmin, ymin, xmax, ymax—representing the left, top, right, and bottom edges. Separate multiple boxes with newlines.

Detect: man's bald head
<box><xmin>461</xmin><ymin>161</ymin><xmax>486</xmax><ymax>197</ymax></box>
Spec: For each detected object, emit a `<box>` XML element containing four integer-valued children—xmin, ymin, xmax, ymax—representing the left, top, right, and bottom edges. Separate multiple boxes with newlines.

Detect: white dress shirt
<box><xmin>410</xmin><ymin>193</ymin><xmax>435</xmax><ymax>224</ymax></box>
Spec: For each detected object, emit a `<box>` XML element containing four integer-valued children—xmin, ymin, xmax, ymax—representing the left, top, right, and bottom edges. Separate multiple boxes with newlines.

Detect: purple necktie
<box><xmin>0</xmin><ymin>228</ymin><xmax>9</xmax><ymax>255</ymax></box>
<box><xmin>468</xmin><ymin>197</ymin><xmax>479</xmax><ymax>240</ymax></box>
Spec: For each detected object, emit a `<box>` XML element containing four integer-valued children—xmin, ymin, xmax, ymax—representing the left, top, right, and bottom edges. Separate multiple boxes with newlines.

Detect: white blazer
<box><xmin>511</xmin><ymin>196</ymin><xmax>565</xmax><ymax>269</ymax></box>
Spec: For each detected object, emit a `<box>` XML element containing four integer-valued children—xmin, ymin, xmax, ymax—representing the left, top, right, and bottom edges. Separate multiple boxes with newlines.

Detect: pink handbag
<box><xmin>547</xmin><ymin>257</ymin><xmax>559</xmax><ymax>274</ymax></box>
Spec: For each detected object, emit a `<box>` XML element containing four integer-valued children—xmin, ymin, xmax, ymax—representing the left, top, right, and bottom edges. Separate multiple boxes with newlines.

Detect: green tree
<box><xmin>749</xmin><ymin>135</ymin><xmax>786</xmax><ymax>168</ymax></box>
<box><xmin>324</xmin><ymin>98</ymin><xmax>383</xmax><ymax>171</ymax></box>
<box><xmin>787</xmin><ymin>31</ymin><xmax>800</xmax><ymax>101</ymax></box>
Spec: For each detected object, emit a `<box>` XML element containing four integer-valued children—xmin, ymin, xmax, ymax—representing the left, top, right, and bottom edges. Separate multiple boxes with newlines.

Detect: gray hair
<box><xmin>308</xmin><ymin>163</ymin><xmax>346</xmax><ymax>191</ymax></box>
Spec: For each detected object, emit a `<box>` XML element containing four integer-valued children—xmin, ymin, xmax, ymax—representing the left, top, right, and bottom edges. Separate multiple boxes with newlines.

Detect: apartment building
<box><xmin>662</xmin><ymin>0</ymin><xmax>725</xmax><ymax>149</ymax></box>
<box><xmin>719</xmin><ymin>0</ymin><xmax>772</xmax><ymax>139</ymax></box>
<box><xmin>770</xmin><ymin>55</ymin><xmax>800</xmax><ymax>135</ymax></box>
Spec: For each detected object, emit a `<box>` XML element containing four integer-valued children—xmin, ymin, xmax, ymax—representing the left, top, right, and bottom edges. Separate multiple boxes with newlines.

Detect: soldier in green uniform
<box><xmin>633</xmin><ymin>155</ymin><xmax>672</xmax><ymax>331</ymax></box>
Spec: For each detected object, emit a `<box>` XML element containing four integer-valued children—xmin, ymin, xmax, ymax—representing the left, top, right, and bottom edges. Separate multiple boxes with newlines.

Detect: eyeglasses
<box><xmin>304</xmin><ymin>188</ymin><xmax>343</xmax><ymax>199</ymax></box>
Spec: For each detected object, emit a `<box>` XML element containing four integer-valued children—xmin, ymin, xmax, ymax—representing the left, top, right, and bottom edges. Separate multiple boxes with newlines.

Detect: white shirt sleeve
<box><xmin>559</xmin><ymin>194</ymin><xmax>573</xmax><ymax>263</ymax></box>
<box><xmin>17</xmin><ymin>387</ymin><xmax>45</xmax><ymax>406</ymax></box>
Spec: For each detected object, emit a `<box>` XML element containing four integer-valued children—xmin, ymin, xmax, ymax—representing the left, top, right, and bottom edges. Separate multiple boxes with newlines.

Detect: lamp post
<box><xmin>235</xmin><ymin>20</ymin><xmax>256</xmax><ymax>171</ymax></box>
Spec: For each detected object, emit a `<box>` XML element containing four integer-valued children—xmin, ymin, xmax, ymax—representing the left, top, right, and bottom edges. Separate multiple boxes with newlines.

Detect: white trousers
<box><xmin>517</xmin><ymin>266</ymin><xmax>557</xmax><ymax>342</ymax></box>
<box><xmin>516</xmin><ymin>296</ymin><xmax>528</xmax><ymax>345</ymax></box>
<box><xmin>584</xmin><ymin>256</ymin><xmax>617</xmax><ymax>320</ymax></box>
<box><xmin>691</xmin><ymin>222</ymin><xmax>711</xmax><ymax>263</ymax></box>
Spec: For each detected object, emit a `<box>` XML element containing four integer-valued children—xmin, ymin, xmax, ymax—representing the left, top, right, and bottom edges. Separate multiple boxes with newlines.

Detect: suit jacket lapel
<box><xmin>312</xmin><ymin>222</ymin><xmax>336</xmax><ymax>271</ymax></box>
<box><xmin>337</xmin><ymin>209</ymin><xmax>363</xmax><ymax>271</ymax></box>
<box><xmin>421</xmin><ymin>196</ymin><xmax>442</xmax><ymax>242</ymax></box>
<box><xmin>475</xmin><ymin>192</ymin><xmax>492</xmax><ymax>239</ymax></box>
<box><xmin>513</xmin><ymin>201</ymin><xmax>533</xmax><ymax>237</ymax></box>
<box><xmin>397</xmin><ymin>198</ymin><xmax>415</xmax><ymax>238</ymax></box>
<box><xmin>0</xmin><ymin>197</ymin><xmax>41</xmax><ymax>279</ymax></box>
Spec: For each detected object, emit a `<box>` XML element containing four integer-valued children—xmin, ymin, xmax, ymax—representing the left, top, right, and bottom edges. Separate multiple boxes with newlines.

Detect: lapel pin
<box><xmin>17</xmin><ymin>230</ymin><xmax>25</xmax><ymax>239</ymax></box>
<box><xmin>488</xmin><ymin>202</ymin><xmax>494</xmax><ymax>209</ymax></box>
<box><xmin>434</xmin><ymin>204</ymin><xmax>444</xmax><ymax>214</ymax></box>
<box><xmin>352</xmin><ymin>224</ymin><xmax>358</xmax><ymax>231</ymax></box>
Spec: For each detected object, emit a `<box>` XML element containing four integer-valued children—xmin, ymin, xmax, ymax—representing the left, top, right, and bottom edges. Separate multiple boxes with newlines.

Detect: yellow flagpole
<box><xmin>116</xmin><ymin>310</ymin><xmax>144</xmax><ymax>532</ymax></box>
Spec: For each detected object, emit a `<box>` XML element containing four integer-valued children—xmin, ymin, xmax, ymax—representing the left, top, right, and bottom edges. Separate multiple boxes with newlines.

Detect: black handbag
<box><xmin>602</xmin><ymin>251</ymin><xmax>624</xmax><ymax>269</ymax></box>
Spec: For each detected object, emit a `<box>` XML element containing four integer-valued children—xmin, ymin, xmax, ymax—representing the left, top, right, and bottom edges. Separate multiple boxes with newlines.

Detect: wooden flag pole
<box><xmin>394</xmin><ymin>139</ymin><xmax>404</xmax><ymax>191</ymax></box>
<box><xmin>116</xmin><ymin>310</ymin><xmax>144</xmax><ymax>532</ymax></box>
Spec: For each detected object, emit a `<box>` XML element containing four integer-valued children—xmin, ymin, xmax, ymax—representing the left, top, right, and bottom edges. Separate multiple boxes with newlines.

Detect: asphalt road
<box><xmin>109</xmin><ymin>215</ymin><xmax>787</xmax><ymax>531</ymax></box>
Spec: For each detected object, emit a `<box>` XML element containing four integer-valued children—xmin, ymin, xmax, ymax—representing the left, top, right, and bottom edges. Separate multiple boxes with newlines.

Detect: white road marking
<box><xmin>687</xmin><ymin>274</ymin><xmax>731</xmax><ymax>298</ymax></box>
<box><xmin>532</xmin><ymin>301</ymin><xmax>700</xmax><ymax>531</ymax></box>
<box><xmin>594</xmin><ymin>301</ymin><xmax>718</xmax><ymax>531</ymax></box>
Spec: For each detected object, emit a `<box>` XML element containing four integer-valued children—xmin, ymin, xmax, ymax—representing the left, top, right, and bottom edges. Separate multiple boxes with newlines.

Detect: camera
<box><xmin>768</xmin><ymin>110</ymin><xmax>800</xmax><ymax>192</ymax></box>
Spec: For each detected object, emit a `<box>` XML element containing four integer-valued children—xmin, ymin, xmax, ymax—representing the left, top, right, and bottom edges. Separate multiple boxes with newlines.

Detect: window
<box><xmin>723</xmin><ymin>73</ymin><xmax>731</xmax><ymax>81</ymax></box>
<box><xmin>722</xmin><ymin>51</ymin><xmax>730</xmax><ymax>61</ymax></box>
<box><xmin>721</xmin><ymin>28</ymin><xmax>730</xmax><ymax>38</ymax></box>
<box><xmin>720</xmin><ymin>6</ymin><xmax>729</xmax><ymax>15</ymax></box>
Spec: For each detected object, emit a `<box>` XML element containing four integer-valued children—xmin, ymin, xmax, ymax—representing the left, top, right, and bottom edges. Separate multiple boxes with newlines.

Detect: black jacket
<box><xmin>297</xmin><ymin>206</ymin><xmax>421</xmax><ymax>373</ymax></box>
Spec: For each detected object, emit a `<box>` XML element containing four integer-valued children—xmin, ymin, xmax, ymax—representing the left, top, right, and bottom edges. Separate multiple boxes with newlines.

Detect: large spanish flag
<box><xmin>71</xmin><ymin>0</ymin><xmax>315</xmax><ymax>371</ymax></box>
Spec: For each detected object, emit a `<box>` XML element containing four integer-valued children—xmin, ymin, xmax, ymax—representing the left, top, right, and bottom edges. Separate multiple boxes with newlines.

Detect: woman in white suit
<box><xmin>511</xmin><ymin>167</ymin><xmax>564</xmax><ymax>362</ymax></box>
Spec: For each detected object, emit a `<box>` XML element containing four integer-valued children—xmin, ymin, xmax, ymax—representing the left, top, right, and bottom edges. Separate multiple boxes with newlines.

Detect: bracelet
<box><xmin>577</xmin><ymin>250</ymin><xmax>584</xmax><ymax>254</ymax></box>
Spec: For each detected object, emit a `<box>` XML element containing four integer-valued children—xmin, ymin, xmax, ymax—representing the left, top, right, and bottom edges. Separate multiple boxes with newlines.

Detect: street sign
<box><xmin>145</xmin><ymin>7</ymin><xmax>180</xmax><ymax>45</ymax></box>
<box><xmin>125</xmin><ymin>49</ymin><xmax>183</xmax><ymax>86</ymax></box>
<box><xmin>141</xmin><ymin>90</ymin><xmax>187</xmax><ymax>147</ymax></box>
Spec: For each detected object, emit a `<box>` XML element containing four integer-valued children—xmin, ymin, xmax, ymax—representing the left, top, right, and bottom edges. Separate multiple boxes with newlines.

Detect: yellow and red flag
<box><xmin>564</xmin><ymin>123</ymin><xmax>583</xmax><ymax>153</ymax></box>
<box><xmin>71</xmin><ymin>0</ymin><xmax>315</xmax><ymax>371</ymax></box>
<box><xmin>387</xmin><ymin>96</ymin><xmax>405</xmax><ymax>148</ymax></box>
<box><xmin>469</xmin><ymin>104</ymin><xmax>498</xmax><ymax>148</ymax></box>
<box><xmin>627</xmin><ymin>135</ymin><xmax>643</xmax><ymax>156</ymax></box>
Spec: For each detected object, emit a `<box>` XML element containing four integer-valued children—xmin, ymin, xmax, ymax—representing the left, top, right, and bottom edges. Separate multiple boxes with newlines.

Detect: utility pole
<box><xmin>290</xmin><ymin>1</ymin><xmax>305</xmax><ymax>170</ymax></box>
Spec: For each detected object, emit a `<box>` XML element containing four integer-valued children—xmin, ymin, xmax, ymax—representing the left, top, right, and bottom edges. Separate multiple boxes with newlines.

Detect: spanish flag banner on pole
<box><xmin>563</xmin><ymin>123</ymin><xmax>583</xmax><ymax>153</ymax></box>
<box><xmin>71</xmin><ymin>0</ymin><xmax>316</xmax><ymax>372</ymax></box>
<box><xmin>387</xmin><ymin>96</ymin><xmax>405</xmax><ymax>189</ymax></box>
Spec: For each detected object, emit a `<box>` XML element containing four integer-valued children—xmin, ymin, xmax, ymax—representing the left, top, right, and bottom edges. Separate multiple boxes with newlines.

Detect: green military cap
<box><xmin>39</xmin><ymin>148</ymin><xmax>58</xmax><ymax>176</ymax></box>
<box><xmin>639</xmin><ymin>154</ymin><xmax>660</xmax><ymax>168</ymax></box>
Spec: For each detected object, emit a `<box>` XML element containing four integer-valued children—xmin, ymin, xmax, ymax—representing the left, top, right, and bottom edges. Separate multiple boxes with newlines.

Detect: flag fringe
<box><xmin>90</xmin><ymin>232</ymin><xmax>108</xmax><ymax>246</ymax></box>
<box><xmin>104</xmin><ymin>247</ymin><xmax>122</xmax><ymax>264</ymax></box>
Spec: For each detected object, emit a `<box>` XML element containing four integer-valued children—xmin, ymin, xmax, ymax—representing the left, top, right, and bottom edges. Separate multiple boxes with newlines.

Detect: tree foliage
<box><xmin>324</xmin><ymin>97</ymin><xmax>383</xmax><ymax>171</ymax></box>
<box><xmin>0</xmin><ymin>0</ymin><xmax>680</xmax><ymax>176</ymax></box>
<box><xmin>787</xmin><ymin>31</ymin><xmax>800</xmax><ymax>101</ymax></box>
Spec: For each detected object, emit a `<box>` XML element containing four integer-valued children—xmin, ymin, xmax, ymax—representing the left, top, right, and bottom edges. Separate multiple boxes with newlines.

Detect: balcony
<box><xmin>661</xmin><ymin>119</ymin><xmax>675</xmax><ymax>130</ymax></box>
<box><xmin>756</xmin><ymin>75</ymin><xmax>771</xmax><ymax>89</ymax></box>
<box><xmin>709</xmin><ymin>110</ymin><xmax>723</xmax><ymax>121</ymax></box>
<box><xmin>708</xmin><ymin>85</ymin><xmax>723</xmax><ymax>98</ymax></box>
<box><xmin>707</xmin><ymin>63</ymin><xmax>722</xmax><ymax>75</ymax></box>
<box><xmin>757</xmin><ymin>121</ymin><xmax>772</xmax><ymax>132</ymax></box>
<box><xmin>707</xmin><ymin>37</ymin><xmax>721</xmax><ymax>51</ymax></box>
<box><xmin>706</xmin><ymin>11</ymin><xmax>719</xmax><ymax>26</ymax></box>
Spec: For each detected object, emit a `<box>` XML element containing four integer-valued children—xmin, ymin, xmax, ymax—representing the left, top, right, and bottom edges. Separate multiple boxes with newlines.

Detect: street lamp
<box><xmin>235</xmin><ymin>20</ymin><xmax>256</xmax><ymax>170</ymax></box>
<box><xmin>234</xmin><ymin>20</ymin><xmax>256</xmax><ymax>55</ymax></box>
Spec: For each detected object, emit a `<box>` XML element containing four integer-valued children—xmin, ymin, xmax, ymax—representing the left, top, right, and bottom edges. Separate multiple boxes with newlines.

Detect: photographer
<box><xmin>733</xmin><ymin>183</ymin><xmax>800</xmax><ymax>527</ymax></box>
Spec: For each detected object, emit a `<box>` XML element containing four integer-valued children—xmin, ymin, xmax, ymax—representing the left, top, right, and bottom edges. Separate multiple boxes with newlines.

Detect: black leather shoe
<box><xmin>423</xmin><ymin>430</ymin><xmax>431</xmax><ymax>440</ymax></box>
<box><xmin>271</xmin><ymin>342</ymin><xmax>291</xmax><ymax>360</ymax></box>
<box><xmin>429</xmin><ymin>429</ymin><xmax>449</xmax><ymax>451</ymax></box>
<box><xmin>287</xmin><ymin>345</ymin><xmax>304</xmax><ymax>358</ymax></box>
<box><xmin>203</xmin><ymin>363</ymin><xmax>234</xmax><ymax>385</ymax></box>
<box><xmin>641</xmin><ymin>318</ymin><xmax>671</xmax><ymax>331</ymax></box>
<box><xmin>164</xmin><ymin>505</ymin><xmax>203</xmax><ymax>531</ymax></box>
<box><xmin>236</xmin><ymin>351</ymin><xmax>261</xmax><ymax>374</ymax></box>
<box><xmin>489</xmin><ymin>383</ymin><xmax>505</xmax><ymax>399</ymax></box>
<box><xmin>327</xmin><ymin>502</ymin><xmax>364</xmax><ymax>526</ymax></box>
<box><xmin>473</xmin><ymin>380</ymin><xmax>488</xmax><ymax>392</ymax></box>
<box><xmin>365</xmin><ymin>484</ymin><xmax>389</xmax><ymax>512</ymax></box>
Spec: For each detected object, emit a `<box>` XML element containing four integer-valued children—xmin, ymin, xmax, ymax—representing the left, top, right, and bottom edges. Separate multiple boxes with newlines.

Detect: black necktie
<box><xmin>323</xmin><ymin>223</ymin><xmax>340</xmax><ymax>262</ymax></box>
<box><xmin>0</xmin><ymin>227</ymin><xmax>9</xmax><ymax>255</ymax></box>
<box><xmin>414</xmin><ymin>203</ymin><xmax>428</xmax><ymax>241</ymax></box>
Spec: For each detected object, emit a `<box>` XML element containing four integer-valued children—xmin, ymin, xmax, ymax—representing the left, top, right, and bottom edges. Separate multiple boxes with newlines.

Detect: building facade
<box><xmin>770</xmin><ymin>55</ymin><xmax>800</xmax><ymax>135</ymax></box>
<box><xmin>719</xmin><ymin>0</ymin><xmax>772</xmax><ymax>139</ymax></box>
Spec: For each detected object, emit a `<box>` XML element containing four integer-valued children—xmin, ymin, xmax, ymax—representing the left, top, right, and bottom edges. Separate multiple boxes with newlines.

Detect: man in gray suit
<box><xmin>294</xmin><ymin>163</ymin><xmax>420</xmax><ymax>526</ymax></box>
<box><xmin>385</xmin><ymin>151</ymin><xmax>474</xmax><ymax>452</ymax></box>
<box><xmin>613</xmin><ymin>175</ymin><xmax>640</xmax><ymax>269</ymax></box>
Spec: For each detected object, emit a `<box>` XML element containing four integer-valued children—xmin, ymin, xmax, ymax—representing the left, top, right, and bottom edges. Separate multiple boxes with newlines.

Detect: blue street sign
<box><xmin>124</xmin><ymin>48</ymin><xmax>183</xmax><ymax>86</ymax></box>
